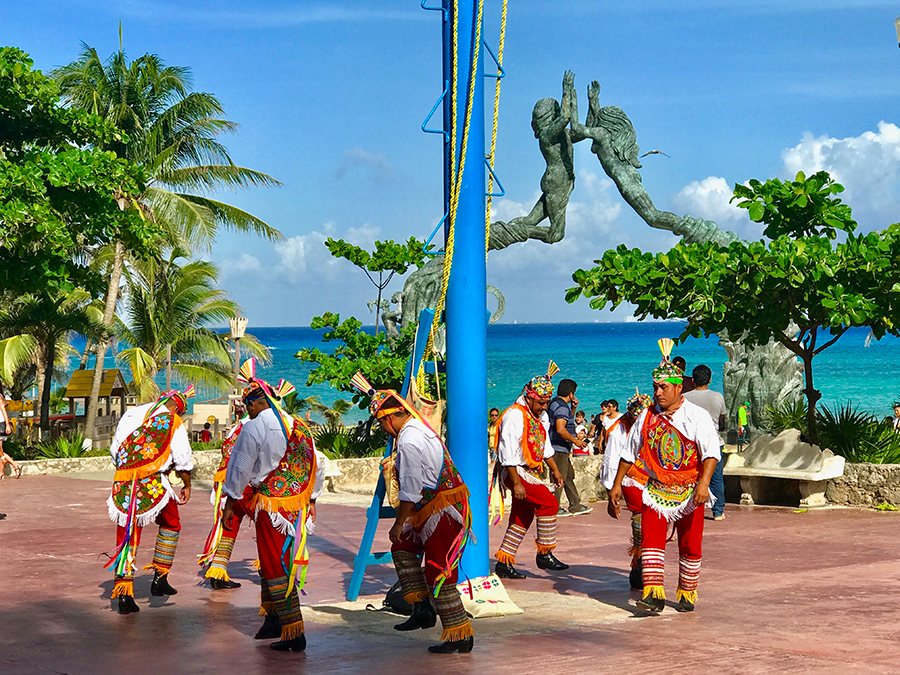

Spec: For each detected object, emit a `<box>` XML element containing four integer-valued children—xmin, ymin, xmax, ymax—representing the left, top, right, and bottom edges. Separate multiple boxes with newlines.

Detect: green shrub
<box><xmin>3</xmin><ymin>438</ymin><xmax>39</xmax><ymax>461</ymax></box>
<box><xmin>816</xmin><ymin>404</ymin><xmax>900</xmax><ymax>464</ymax></box>
<box><xmin>763</xmin><ymin>398</ymin><xmax>807</xmax><ymax>435</ymax></box>
<box><xmin>37</xmin><ymin>433</ymin><xmax>89</xmax><ymax>459</ymax></box>
<box><xmin>192</xmin><ymin>440</ymin><xmax>224</xmax><ymax>452</ymax></box>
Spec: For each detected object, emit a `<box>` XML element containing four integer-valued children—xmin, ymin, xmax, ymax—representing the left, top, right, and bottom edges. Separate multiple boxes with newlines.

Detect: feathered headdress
<box><xmin>652</xmin><ymin>338</ymin><xmax>683</xmax><ymax>384</ymax></box>
<box><xmin>157</xmin><ymin>385</ymin><xmax>195</xmax><ymax>415</ymax></box>
<box><xmin>524</xmin><ymin>360</ymin><xmax>559</xmax><ymax>401</ymax></box>
<box><xmin>350</xmin><ymin>372</ymin><xmax>405</xmax><ymax>419</ymax></box>
<box><xmin>626</xmin><ymin>388</ymin><xmax>653</xmax><ymax>419</ymax></box>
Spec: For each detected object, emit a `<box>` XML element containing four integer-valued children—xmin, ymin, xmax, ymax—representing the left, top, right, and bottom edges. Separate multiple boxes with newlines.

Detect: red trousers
<box><xmin>622</xmin><ymin>484</ymin><xmax>643</xmax><ymax>514</ymax></box>
<box><xmin>391</xmin><ymin>513</ymin><xmax>464</xmax><ymax>588</ymax></box>
<box><xmin>641</xmin><ymin>504</ymin><xmax>704</xmax><ymax>555</ymax></box>
<box><xmin>256</xmin><ymin>510</ymin><xmax>294</xmax><ymax>581</ymax></box>
<box><xmin>505</xmin><ymin>472</ymin><xmax>558</xmax><ymax>529</ymax></box>
<box><xmin>115</xmin><ymin>497</ymin><xmax>181</xmax><ymax>550</ymax></box>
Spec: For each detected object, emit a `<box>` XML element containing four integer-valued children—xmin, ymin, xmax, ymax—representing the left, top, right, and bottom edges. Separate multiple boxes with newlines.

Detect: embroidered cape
<box><xmin>636</xmin><ymin>409</ymin><xmax>701</xmax><ymax>521</ymax></box>
<box><xmin>248</xmin><ymin>417</ymin><xmax>317</xmax><ymax>517</ymax></box>
<box><xmin>508</xmin><ymin>402</ymin><xmax>546</xmax><ymax>476</ymax></box>
<box><xmin>108</xmin><ymin>411</ymin><xmax>179</xmax><ymax>528</ymax></box>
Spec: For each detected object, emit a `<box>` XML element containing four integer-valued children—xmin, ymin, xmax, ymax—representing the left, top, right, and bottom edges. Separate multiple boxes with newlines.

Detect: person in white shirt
<box><xmin>683</xmin><ymin>365</ymin><xmax>728</xmax><ymax>521</ymax></box>
<box><xmin>494</xmin><ymin>364</ymin><xmax>567</xmax><ymax>580</ymax></box>
<box><xmin>106</xmin><ymin>388</ymin><xmax>194</xmax><ymax>615</ymax></box>
<box><xmin>222</xmin><ymin>380</ymin><xmax>319</xmax><ymax>653</ymax></box>
<box><xmin>355</xmin><ymin>377</ymin><xmax>474</xmax><ymax>656</ymax></box>
<box><xmin>607</xmin><ymin>340</ymin><xmax>720</xmax><ymax>614</ymax></box>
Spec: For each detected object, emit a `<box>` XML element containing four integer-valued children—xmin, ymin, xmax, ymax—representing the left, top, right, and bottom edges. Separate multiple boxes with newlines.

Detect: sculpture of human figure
<box><xmin>565</xmin><ymin>76</ymin><xmax>737</xmax><ymax>248</ymax></box>
<box><xmin>489</xmin><ymin>71</ymin><xmax>577</xmax><ymax>250</ymax></box>
<box><xmin>381</xmin><ymin>291</ymin><xmax>404</xmax><ymax>343</ymax></box>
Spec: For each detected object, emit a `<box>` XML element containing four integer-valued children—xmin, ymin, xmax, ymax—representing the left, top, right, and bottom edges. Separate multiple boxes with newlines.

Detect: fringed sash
<box><xmin>637</xmin><ymin>410</ymin><xmax>701</xmax><ymax>520</ymax></box>
<box><xmin>508</xmin><ymin>402</ymin><xmax>546</xmax><ymax>475</ymax></box>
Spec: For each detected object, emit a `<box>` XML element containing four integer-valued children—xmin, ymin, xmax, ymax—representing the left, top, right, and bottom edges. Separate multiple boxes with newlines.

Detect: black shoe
<box><xmin>636</xmin><ymin>594</ymin><xmax>665</xmax><ymax>613</ymax></box>
<box><xmin>209</xmin><ymin>577</ymin><xmax>241</xmax><ymax>590</ymax></box>
<box><xmin>150</xmin><ymin>571</ymin><xmax>177</xmax><ymax>596</ymax></box>
<box><xmin>675</xmin><ymin>597</ymin><xmax>695</xmax><ymax>613</ymax></box>
<box><xmin>428</xmin><ymin>636</ymin><xmax>474</xmax><ymax>654</ymax></box>
<box><xmin>629</xmin><ymin>561</ymin><xmax>643</xmax><ymax>590</ymax></box>
<box><xmin>394</xmin><ymin>601</ymin><xmax>437</xmax><ymax>631</ymax></box>
<box><xmin>255</xmin><ymin>614</ymin><xmax>281</xmax><ymax>639</ymax></box>
<box><xmin>270</xmin><ymin>634</ymin><xmax>306</xmax><ymax>652</ymax></box>
<box><xmin>535</xmin><ymin>552</ymin><xmax>569</xmax><ymax>571</ymax></box>
<box><xmin>494</xmin><ymin>561</ymin><xmax>526</xmax><ymax>580</ymax></box>
<box><xmin>0</xmin><ymin>513</ymin><xmax>6</xmax><ymax>520</ymax></box>
<box><xmin>117</xmin><ymin>595</ymin><xmax>140</xmax><ymax>614</ymax></box>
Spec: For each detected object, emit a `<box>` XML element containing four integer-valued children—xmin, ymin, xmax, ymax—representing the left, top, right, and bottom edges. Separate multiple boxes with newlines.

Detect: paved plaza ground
<box><xmin>2</xmin><ymin>474</ymin><xmax>899</xmax><ymax>674</ymax></box>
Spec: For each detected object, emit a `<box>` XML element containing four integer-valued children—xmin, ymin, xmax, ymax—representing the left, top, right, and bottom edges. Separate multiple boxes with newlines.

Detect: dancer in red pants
<box><xmin>607</xmin><ymin>339</ymin><xmax>720</xmax><ymax>613</ymax></box>
<box><xmin>493</xmin><ymin>362</ymin><xmax>568</xmax><ymax>578</ymax></box>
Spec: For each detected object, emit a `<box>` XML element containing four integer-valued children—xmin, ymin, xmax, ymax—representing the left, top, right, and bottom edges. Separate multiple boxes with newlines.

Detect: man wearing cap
<box><xmin>494</xmin><ymin>362</ymin><xmax>568</xmax><ymax>579</ymax></box>
<box><xmin>222</xmin><ymin>379</ymin><xmax>318</xmax><ymax>652</ymax></box>
<box><xmin>106</xmin><ymin>387</ymin><xmax>194</xmax><ymax>614</ymax></box>
<box><xmin>607</xmin><ymin>341</ymin><xmax>720</xmax><ymax>613</ymax></box>
<box><xmin>351</xmin><ymin>372</ymin><xmax>474</xmax><ymax>655</ymax></box>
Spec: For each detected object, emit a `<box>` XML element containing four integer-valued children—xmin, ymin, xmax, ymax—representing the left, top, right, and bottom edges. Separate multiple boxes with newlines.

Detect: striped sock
<box><xmin>259</xmin><ymin>574</ymin><xmax>274</xmax><ymax>615</ymax></box>
<box><xmin>268</xmin><ymin>575</ymin><xmax>304</xmax><ymax>640</ymax></box>
<box><xmin>434</xmin><ymin>583</ymin><xmax>472</xmax><ymax>643</ymax></box>
<box><xmin>535</xmin><ymin>516</ymin><xmax>557</xmax><ymax>554</ymax></box>
<box><xmin>629</xmin><ymin>513</ymin><xmax>642</xmax><ymax>562</ymax></box>
<box><xmin>145</xmin><ymin>527</ymin><xmax>179</xmax><ymax>574</ymax></box>
<box><xmin>641</xmin><ymin>547</ymin><xmax>666</xmax><ymax>599</ymax></box>
<box><xmin>205</xmin><ymin>535</ymin><xmax>236</xmax><ymax>581</ymax></box>
<box><xmin>392</xmin><ymin>550</ymin><xmax>430</xmax><ymax>604</ymax></box>
<box><xmin>496</xmin><ymin>524</ymin><xmax>527</xmax><ymax>565</ymax></box>
<box><xmin>677</xmin><ymin>555</ymin><xmax>702</xmax><ymax>604</ymax></box>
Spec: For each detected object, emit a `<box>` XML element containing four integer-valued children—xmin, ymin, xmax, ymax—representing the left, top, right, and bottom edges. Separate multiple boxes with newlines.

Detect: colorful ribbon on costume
<box><xmin>104</xmin><ymin>476</ymin><xmax>140</xmax><ymax>575</ymax></box>
<box><xmin>198</xmin><ymin>481</ymin><xmax>225</xmax><ymax>566</ymax></box>
<box><xmin>427</xmin><ymin>502</ymin><xmax>473</xmax><ymax>597</ymax></box>
<box><xmin>488</xmin><ymin>462</ymin><xmax>505</xmax><ymax>527</ymax></box>
<box><xmin>284</xmin><ymin>505</ymin><xmax>311</xmax><ymax>597</ymax></box>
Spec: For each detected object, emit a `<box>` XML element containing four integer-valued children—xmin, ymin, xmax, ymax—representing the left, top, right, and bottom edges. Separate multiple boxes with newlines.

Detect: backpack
<box><xmin>365</xmin><ymin>580</ymin><xmax>413</xmax><ymax>616</ymax></box>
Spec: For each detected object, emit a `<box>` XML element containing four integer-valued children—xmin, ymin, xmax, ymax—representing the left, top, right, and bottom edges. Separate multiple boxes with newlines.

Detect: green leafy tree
<box><xmin>294</xmin><ymin>313</ymin><xmax>415</xmax><ymax>409</ymax></box>
<box><xmin>324</xmin><ymin>237</ymin><xmax>428</xmax><ymax>334</ymax></box>
<box><xmin>53</xmin><ymin>35</ymin><xmax>281</xmax><ymax>434</ymax></box>
<box><xmin>567</xmin><ymin>171</ymin><xmax>900</xmax><ymax>445</ymax></box>
<box><xmin>0</xmin><ymin>47</ymin><xmax>153</xmax><ymax>297</ymax></box>
<box><xmin>115</xmin><ymin>249</ymin><xmax>269</xmax><ymax>402</ymax></box>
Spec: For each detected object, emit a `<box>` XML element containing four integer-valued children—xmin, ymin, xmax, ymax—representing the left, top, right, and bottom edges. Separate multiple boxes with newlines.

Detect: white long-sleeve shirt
<box><xmin>621</xmin><ymin>399</ymin><xmax>721</xmax><ymax>471</ymax></box>
<box><xmin>109</xmin><ymin>402</ymin><xmax>192</xmax><ymax>473</ymax></box>
<box><xmin>498</xmin><ymin>396</ymin><xmax>555</xmax><ymax>467</ymax></box>
<box><xmin>223</xmin><ymin>407</ymin><xmax>324</xmax><ymax>501</ymax></box>
<box><xmin>395</xmin><ymin>417</ymin><xmax>444</xmax><ymax>504</ymax></box>
<box><xmin>601</xmin><ymin>416</ymin><xmax>630</xmax><ymax>490</ymax></box>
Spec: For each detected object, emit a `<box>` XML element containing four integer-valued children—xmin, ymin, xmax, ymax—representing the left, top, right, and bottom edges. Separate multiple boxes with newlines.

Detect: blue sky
<box><xmin>5</xmin><ymin>0</ymin><xmax>900</xmax><ymax>326</ymax></box>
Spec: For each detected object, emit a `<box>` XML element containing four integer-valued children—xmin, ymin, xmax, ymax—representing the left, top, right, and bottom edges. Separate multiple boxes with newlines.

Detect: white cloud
<box><xmin>673</xmin><ymin>176</ymin><xmax>747</xmax><ymax>224</ymax></box>
<box><xmin>781</xmin><ymin>122</ymin><xmax>900</xmax><ymax>229</ymax></box>
<box><xmin>333</xmin><ymin>149</ymin><xmax>394</xmax><ymax>184</ymax></box>
<box><xmin>231</xmin><ymin>253</ymin><xmax>261</xmax><ymax>272</ymax></box>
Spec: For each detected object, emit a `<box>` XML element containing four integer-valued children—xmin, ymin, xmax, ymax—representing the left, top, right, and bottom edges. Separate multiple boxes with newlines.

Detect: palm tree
<box><xmin>0</xmin><ymin>292</ymin><xmax>100</xmax><ymax>432</ymax></box>
<box><xmin>53</xmin><ymin>31</ymin><xmax>282</xmax><ymax>436</ymax></box>
<box><xmin>115</xmin><ymin>249</ymin><xmax>269</xmax><ymax>402</ymax></box>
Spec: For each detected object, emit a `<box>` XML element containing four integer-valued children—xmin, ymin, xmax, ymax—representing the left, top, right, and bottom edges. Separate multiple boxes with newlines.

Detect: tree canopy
<box><xmin>567</xmin><ymin>171</ymin><xmax>900</xmax><ymax>444</ymax></box>
<box><xmin>0</xmin><ymin>47</ymin><xmax>156</xmax><ymax>296</ymax></box>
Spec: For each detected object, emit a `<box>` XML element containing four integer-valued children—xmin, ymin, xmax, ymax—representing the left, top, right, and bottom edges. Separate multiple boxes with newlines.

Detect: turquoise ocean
<box><xmin>227</xmin><ymin>323</ymin><xmax>900</xmax><ymax>425</ymax></box>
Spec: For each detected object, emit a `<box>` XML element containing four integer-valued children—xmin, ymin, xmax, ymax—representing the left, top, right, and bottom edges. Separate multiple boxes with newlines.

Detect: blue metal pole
<box><xmin>443</xmin><ymin>0</ymin><xmax>488</xmax><ymax>578</ymax></box>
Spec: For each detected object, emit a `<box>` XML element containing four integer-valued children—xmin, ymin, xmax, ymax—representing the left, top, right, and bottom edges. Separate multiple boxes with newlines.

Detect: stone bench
<box><xmin>723</xmin><ymin>429</ymin><xmax>845</xmax><ymax>508</ymax></box>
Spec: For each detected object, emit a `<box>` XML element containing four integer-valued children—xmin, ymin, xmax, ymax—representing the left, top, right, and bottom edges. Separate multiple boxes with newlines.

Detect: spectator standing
<box><xmin>488</xmin><ymin>408</ymin><xmax>501</xmax><ymax>460</ymax></box>
<box><xmin>600</xmin><ymin>399</ymin><xmax>622</xmax><ymax>453</ymax></box>
<box><xmin>736</xmin><ymin>402</ymin><xmax>751</xmax><ymax>450</ymax></box>
<box><xmin>0</xmin><ymin>391</ymin><xmax>21</xmax><ymax>520</ymax></box>
<box><xmin>200</xmin><ymin>422</ymin><xmax>212</xmax><ymax>443</ymax></box>
<box><xmin>573</xmin><ymin>410</ymin><xmax>589</xmax><ymax>456</ymax></box>
<box><xmin>672</xmin><ymin>357</ymin><xmax>695</xmax><ymax>393</ymax></box>
<box><xmin>683</xmin><ymin>365</ymin><xmax>727</xmax><ymax>521</ymax></box>
<box><xmin>547</xmin><ymin>379</ymin><xmax>591</xmax><ymax>516</ymax></box>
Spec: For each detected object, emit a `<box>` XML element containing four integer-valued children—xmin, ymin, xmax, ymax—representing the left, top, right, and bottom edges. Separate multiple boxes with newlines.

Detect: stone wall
<box><xmin>825</xmin><ymin>463</ymin><xmax>900</xmax><ymax>507</ymax></box>
<box><xmin>9</xmin><ymin>451</ymin><xmax>900</xmax><ymax>509</ymax></box>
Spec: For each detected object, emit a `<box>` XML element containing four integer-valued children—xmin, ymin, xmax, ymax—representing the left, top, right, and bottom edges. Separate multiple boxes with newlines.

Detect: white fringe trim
<box><xmin>107</xmin><ymin>491</ymin><xmax>172</xmax><ymax>528</ymax></box>
<box><xmin>496</xmin><ymin>466</ymin><xmax>547</xmax><ymax>498</ymax></box>
<box><xmin>264</xmin><ymin>509</ymin><xmax>296</xmax><ymax>538</ymax></box>
<box><xmin>622</xmin><ymin>475</ymin><xmax>644</xmax><ymax>491</ymax></box>
<box><xmin>640</xmin><ymin>486</ymin><xmax>716</xmax><ymax>522</ymax></box>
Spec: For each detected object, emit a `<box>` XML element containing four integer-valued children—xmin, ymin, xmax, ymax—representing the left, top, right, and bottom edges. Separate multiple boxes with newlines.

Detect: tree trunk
<box><xmin>374</xmin><ymin>273</ymin><xmax>383</xmax><ymax>336</ymax></box>
<box><xmin>40</xmin><ymin>336</ymin><xmax>54</xmax><ymax>434</ymax></box>
<box><xmin>85</xmin><ymin>242</ymin><xmax>125</xmax><ymax>445</ymax></box>
<box><xmin>79</xmin><ymin>338</ymin><xmax>93</xmax><ymax>370</ymax></box>
<box><xmin>34</xmin><ymin>360</ymin><xmax>45</xmax><ymax>441</ymax></box>
<box><xmin>165</xmin><ymin>343</ymin><xmax>172</xmax><ymax>391</ymax></box>
<box><xmin>801</xmin><ymin>351</ymin><xmax>821</xmax><ymax>445</ymax></box>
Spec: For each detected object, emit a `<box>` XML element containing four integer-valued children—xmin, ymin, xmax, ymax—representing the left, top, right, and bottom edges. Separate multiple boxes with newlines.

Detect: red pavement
<box><xmin>1</xmin><ymin>475</ymin><xmax>899</xmax><ymax>674</ymax></box>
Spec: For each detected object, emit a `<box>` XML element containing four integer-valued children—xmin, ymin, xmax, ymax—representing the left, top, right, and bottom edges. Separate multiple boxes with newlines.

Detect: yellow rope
<box><xmin>418</xmin><ymin>0</ymin><xmax>485</xmax><ymax>390</ymax></box>
<box><xmin>485</xmin><ymin>0</ymin><xmax>508</xmax><ymax>259</ymax></box>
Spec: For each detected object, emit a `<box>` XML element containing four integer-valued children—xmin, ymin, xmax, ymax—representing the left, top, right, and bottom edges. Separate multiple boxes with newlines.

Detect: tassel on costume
<box><xmin>204</xmin><ymin>535</ymin><xmax>236</xmax><ymax>581</ymax></box>
<box><xmin>643</xmin><ymin>585</ymin><xmax>666</xmax><ymax>600</ymax></box>
<box><xmin>495</xmin><ymin>550</ymin><xmax>516</xmax><ymax>566</ymax></box>
<box><xmin>112</xmin><ymin>580</ymin><xmax>133</xmax><ymax>598</ymax></box>
<box><xmin>496</xmin><ymin>523</ymin><xmax>526</xmax><ymax>564</ymax></box>
<box><xmin>434</xmin><ymin>583</ymin><xmax>472</xmax><ymax>642</ymax></box>
<box><xmin>280</xmin><ymin>619</ymin><xmax>304</xmax><ymax>641</ymax></box>
<box><xmin>260</xmin><ymin>602</ymin><xmax>275</xmax><ymax>616</ymax></box>
<box><xmin>676</xmin><ymin>588</ymin><xmax>698</xmax><ymax>604</ymax></box>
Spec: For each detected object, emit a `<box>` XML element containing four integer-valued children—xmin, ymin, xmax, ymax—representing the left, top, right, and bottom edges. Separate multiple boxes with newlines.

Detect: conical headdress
<box><xmin>524</xmin><ymin>360</ymin><xmax>559</xmax><ymax>401</ymax></box>
<box><xmin>652</xmin><ymin>338</ymin><xmax>683</xmax><ymax>384</ymax></box>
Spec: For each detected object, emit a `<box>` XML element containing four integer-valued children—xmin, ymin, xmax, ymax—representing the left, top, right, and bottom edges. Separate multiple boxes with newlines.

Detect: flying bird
<box><xmin>640</xmin><ymin>149</ymin><xmax>670</xmax><ymax>158</ymax></box>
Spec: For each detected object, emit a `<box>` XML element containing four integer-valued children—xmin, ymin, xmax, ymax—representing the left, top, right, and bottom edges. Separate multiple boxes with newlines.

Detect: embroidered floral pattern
<box><xmin>256</xmin><ymin>420</ymin><xmax>315</xmax><ymax>502</ymax></box>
